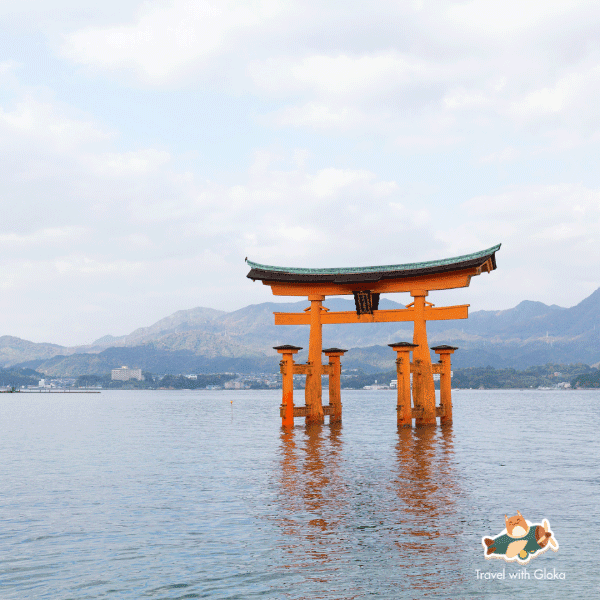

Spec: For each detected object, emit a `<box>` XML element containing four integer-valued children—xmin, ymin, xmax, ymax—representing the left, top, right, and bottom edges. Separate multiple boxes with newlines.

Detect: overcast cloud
<box><xmin>1</xmin><ymin>0</ymin><xmax>599</xmax><ymax>345</ymax></box>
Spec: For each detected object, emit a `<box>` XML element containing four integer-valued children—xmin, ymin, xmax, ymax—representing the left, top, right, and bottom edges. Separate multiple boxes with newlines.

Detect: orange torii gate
<box><xmin>246</xmin><ymin>244</ymin><xmax>500</xmax><ymax>427</ymax></box>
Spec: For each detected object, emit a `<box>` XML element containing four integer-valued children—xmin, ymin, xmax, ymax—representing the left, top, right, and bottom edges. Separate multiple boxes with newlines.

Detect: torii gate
<box><xmin>246</xmin><ymin>244</ymin><xmax>500</xmax><ymax>427</ymax></box>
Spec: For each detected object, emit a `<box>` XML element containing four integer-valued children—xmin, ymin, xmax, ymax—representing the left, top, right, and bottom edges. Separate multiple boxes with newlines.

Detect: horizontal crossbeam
<box><xmin>407</xmin><ymin>406</ymin><xmax>446</xmax><ymax>418</ymax></box>
<box><xmin>280</xmin><ymin>363</ymin><xmax>335</xmax><ymax>376</ymax></box>
<box><xmin>274</xmin><ymin>305</ymin><xmax>469</xmax><ymax>326</ymax></box>
<box><xmin>280</xmin><ymin>404</ymin><xmax>339</xmax><ymax>418</ymax></box>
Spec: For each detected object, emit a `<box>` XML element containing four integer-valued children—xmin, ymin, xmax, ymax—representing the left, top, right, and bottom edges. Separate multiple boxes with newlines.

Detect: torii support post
<box><xmin>323</xmin><ymin>348</ymin><xmax>347</xmax><ymax>423</ymax></box>
<box><xmin>274</xmin><ymin>345</ymin><xmax>302</xmax><ymax>428</ymax></box>
<box><xmin>410</xmin><ymin>290</ymin><xmax>436</xmax><ymax>426</ymax></box>
<box><xmin>389</xmin><ymin>342</ymin><xmax>417</xmax><ymax>427</ymax></box>
<box><xmin>306</xmin><ymin>295</ymin><xmax>325</xmax><ymax>424</ymax></box>
<box><xmin>432</xmin><ymin>345</ymin><xmax>458</xmax><ymax>425</ymax></box>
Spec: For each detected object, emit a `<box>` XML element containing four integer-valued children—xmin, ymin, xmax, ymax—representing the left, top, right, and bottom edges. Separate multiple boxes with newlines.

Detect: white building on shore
<box><xmin>111</xmin><ymin>366</ymin><xmax>143</xmax><ymax>381</ymax></box>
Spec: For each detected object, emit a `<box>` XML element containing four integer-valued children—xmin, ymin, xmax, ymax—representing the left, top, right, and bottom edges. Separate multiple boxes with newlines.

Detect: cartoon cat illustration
<box><xmin>483</xmin><ymin>511</ymin><xmax>558</xmax><ymax>562</ymax></box>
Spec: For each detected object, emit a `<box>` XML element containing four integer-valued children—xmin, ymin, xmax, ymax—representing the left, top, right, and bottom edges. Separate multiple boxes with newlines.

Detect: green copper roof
<box><xmin>246</xmin><ymin>244</ymin><xmax>500</xmax><ymax>275</ymax></box>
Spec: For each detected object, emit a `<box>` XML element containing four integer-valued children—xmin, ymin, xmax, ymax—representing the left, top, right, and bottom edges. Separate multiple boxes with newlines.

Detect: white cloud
<box><xmin>275</xmin><ymin>225</ymin><xmax>323</xmax><ymax>244</ymax></box>
<box><xmin>479</xmin><ymin>146</ymin><xmax>521</xmax><ymax>163</ymax></box>
<box><xmin>85</xmin><ymin>149</ymin><xmax>171</xmax><ymax>176</ymax></box>
<box><xmin>394</xmin><ymin>131</ymin><xmax>462</xmax><ymax>150</ymax></box>
<box><xmin>305</xmin><ymin>168</ymin><xmax>382</xmax><ymax>199</ymax></box>
<box><xmin>0</xmin><ymin>97</ymin><xmax>111</xmax><ymax>151</ymax></box>
<box><xmin>243</xmin><ymin>3</ymin><xmax>600</xmax><ymax>149</ymax></box>
<box><xmin>0</xmin><ymin>60</ymin><xmax>18</xmax><ymax>75</ymax></box>
<box><xmin>445</xmin><ymin>0</ymin><xmax>589</xmax><ymax>37</ymax></box>
<box><xmin>443</xmin><ymin>88</ymin><xmax>491</xmax><ymax>110</ymax></box>
<box><xmin>62</xmin><ymin>0</ymin><xmax>286</xmax><ymax>84</ymax></box>
<box><xmin>54</xmin><ymin>256</ymin><xmax>145</xmax><ymax>275</ymax></box>
<box><xmin>249</xmin><ymin>52</ymin><xmax>436</xmax><ymax>98</ymax></box>
<box><xmin>0</xmin><ymin>227</ymin><xmax>86</xmax><ymax>247</ymax></box>
<box><xmin>269</xmin><ymin>103</ymin><xmax>365</xmax><ymax>131</ymax></box>
<box><xmin>508</xmin><ymin>65</ymin><xmax>600</xmax><ymax>131</ymax></box>
<box><xmin>121</xmin><ymin>233</ymin><xmax>154</xmax><ymax>249</ymax></box>
<box><xmin>388</xmin><ymin>203</ymin><xmax>430</xmax><ymax>229</ymax></box>
<box><xmin>54</xmin><ymin>0</ymin><xmax>600</xmax><ymax>155</ymax></box>
<box><xmin>253</xmin><ymin>46</ymin><xmax>600</xmax><ymax>144</ymax></box>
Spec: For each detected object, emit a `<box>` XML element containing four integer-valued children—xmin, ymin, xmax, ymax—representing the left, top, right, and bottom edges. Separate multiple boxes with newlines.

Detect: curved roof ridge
<box><xmin>246</xmin><ymin>244</ymin><xmax>501</xmax><ymax>276</ymax></box>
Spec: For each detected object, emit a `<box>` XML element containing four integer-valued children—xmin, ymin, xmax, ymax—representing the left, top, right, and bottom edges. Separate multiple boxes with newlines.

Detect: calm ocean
<box><xmin>1</xmin><ymin>389</ymin><xmax>598</xmax><ymax>599</ymax></box>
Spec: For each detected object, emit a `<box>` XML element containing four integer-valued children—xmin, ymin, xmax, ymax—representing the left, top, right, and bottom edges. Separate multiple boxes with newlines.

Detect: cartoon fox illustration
<box><xmin>482</xmin><ymin>511</ymin><xmax>558</xmax><ymax>562</ymax></box>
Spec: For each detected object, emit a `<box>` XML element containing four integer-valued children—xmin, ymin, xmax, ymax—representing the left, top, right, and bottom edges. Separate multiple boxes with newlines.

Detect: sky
<box><xmin>1</xmin><ymin>0</ymin><xmax>599</xmax><ymax>346</ymax></box>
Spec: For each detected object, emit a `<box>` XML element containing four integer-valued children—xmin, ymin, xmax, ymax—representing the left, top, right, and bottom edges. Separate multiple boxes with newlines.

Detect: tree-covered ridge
<box><xmin>571</xmin><ymin>371</ymin><xmax>600</xmax><ymax>388</ymax></box>
<box><xmin>0</xmin><ymin>367</ymin><xmax>45</xmax><ymax>388</ymax></box>
<box><xmin>341</xmin><ymin>363</ymin><xmax>597</xmax><ymax>390</ymax></box>
<box><xmin>451</xmin><ymin>363</ymin><xmax>595</xmax><ymax>389</ymax></box>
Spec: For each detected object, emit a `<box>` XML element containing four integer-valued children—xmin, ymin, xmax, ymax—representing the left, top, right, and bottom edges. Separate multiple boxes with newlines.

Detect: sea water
<box><xmin>0</xmin><ymin>389</ymin><xmax>598</xmax><ymax>599</ymax></box>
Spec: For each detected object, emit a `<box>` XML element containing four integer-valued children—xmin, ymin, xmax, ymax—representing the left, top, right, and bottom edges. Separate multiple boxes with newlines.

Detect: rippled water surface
<box><xmin>1</xmin><ymin>389</ymin><xmax>598</xmax><ymax>599</ymax></box>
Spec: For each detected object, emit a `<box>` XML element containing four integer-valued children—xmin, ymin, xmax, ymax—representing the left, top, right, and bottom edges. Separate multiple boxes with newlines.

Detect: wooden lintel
<box><xmin>274</xmin><ymin>305</ymin><xmax>469</xmax><ymax>326</ymax></box>
<box><xmin>321</xmin><ymin>364</ymin><xmax>334</xmax><ymax>376</ymax></box>
<box><xmin>265</xmin><ymin>268</ymin><xmax>477</xmax><ymax>297</ymax></box>
<box><xmin>280</xmin><ymin>404</ymin><xmax>337</xmax><ymax>418</ymax></box>
<box><xmin>401</xmin><ymin>406</ymin><xmax>445</xmax><ymax>419</ymax></box>
<box><xmin>286</xmin><ymin>404</ymin><xmax>309</xmax><ymax>417</ymax></box>
<box><xmin>431</xmin><ymin>363</ymin><xmax>443</xmax><ymax>374</ymax></box>
<box><xmin>282</xmin><ymin>363</ymin><xmax>333</xmax><ymax>375</ymax></box>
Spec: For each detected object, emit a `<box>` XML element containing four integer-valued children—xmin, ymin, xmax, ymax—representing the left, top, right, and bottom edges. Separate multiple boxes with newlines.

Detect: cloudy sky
<box><xmin>1</xmin><ymin>0</ymin><xmax>599</xmax><ymax>346</ymax></box>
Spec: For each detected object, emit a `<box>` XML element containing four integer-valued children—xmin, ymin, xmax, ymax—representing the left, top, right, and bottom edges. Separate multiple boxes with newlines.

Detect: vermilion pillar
<box><xmin>323</xmin><ymin>348</ymin><xmax>347</xmax><ymax>423</ymax></box>
<box><xmin>431</xmin><ymin>345</ymin><xmax>457</xmax><ymax>425</ymax></box>
<box><xmin>389</xmin><ymin>342</ymin><xmax>417</xmax><ymax>427</ymax></box>
<box><xmin>410</xmin><ymin>290</ymin><xmax>436</xmax><ymax>426</ymax></box>
<box><xmin>274</xmin><ymin>345</ymin><xmax>302</xmax><ymax>428</ymax></box>
<box><xmin>306</xmin><ymin>295</ymin><xmax>325</xmax><ymax>424</ymax></box>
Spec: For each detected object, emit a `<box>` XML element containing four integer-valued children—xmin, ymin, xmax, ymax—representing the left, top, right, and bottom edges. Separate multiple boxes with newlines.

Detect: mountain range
<box><xmin>5</xmin><ymin>288</ymin><xmax>600</xmax><ymax>376</ymax></box>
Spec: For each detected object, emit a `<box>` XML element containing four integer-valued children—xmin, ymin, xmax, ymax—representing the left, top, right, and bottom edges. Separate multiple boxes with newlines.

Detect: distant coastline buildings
<box><xmin>111</xmin><ymin>366</ymin><xmax>143</xmax><ymax>381</ymax></box>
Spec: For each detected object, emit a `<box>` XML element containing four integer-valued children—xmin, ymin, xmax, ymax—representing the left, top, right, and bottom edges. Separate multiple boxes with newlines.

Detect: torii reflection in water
<box><xmin>392</xmin><ymin>425</ymin><xmax>468</xmax><ymax>595</ymax></box>
<box><xmin>275</xmin><ymin>423</ymin><xmax>352</xmax><ymax>596</ymax></box>
<box><xmin>273</xmin><ymin>422</ymin><xmax>468</xmax><ymax>599</ymax></box>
